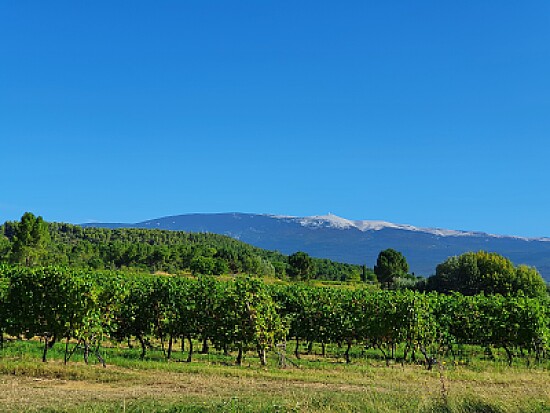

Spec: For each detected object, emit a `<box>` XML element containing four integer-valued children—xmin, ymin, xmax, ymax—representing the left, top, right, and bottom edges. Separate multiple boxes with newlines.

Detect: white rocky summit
<box><xmin>269</xmin><ymin>213</ymin><xmax>550</xmax><ymax>241</ymax></box>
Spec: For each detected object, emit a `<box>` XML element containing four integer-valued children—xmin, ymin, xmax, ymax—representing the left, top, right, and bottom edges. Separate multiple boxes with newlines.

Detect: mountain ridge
<box><xmin>266</xmin><ymin>213</ymin><xmax>550</xmax><ymax>241</ymax></box>
<box><xmin>83</xmin><ymin>212</ymin><xmax>550</xmax><ymax>281</ymax></box>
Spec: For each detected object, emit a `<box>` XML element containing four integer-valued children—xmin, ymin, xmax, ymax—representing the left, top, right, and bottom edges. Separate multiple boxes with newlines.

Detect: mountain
<box><xmin>83</xmin><ymin>213</ymin><xmax>550</xmax><ymax>281</ymax></box>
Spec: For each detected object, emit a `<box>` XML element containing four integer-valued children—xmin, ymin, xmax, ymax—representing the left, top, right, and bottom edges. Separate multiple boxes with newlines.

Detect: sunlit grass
<box><xmin>0</xmin><ymin>339</ymin><xmax>548</xmax><ymax>412</ymax></box>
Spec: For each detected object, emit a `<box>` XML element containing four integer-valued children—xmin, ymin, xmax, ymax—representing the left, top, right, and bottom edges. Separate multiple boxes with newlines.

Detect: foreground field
<box><xmin>0</xmin><ymin>341</ymin><xmax>548</xmax><ymax>412</ymax></box>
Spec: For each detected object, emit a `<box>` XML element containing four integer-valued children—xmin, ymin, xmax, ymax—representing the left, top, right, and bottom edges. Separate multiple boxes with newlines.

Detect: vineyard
<box><xmin>1</xmin><ymin>265</ymin><xmax>548</xmax><ymax>369</ymax></box>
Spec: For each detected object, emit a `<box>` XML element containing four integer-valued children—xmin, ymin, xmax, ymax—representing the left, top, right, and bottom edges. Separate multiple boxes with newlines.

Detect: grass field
<box><xmin>0</xmin><ymin>339</ymin><xmax>549</xmax><ymax>412</ymax></box>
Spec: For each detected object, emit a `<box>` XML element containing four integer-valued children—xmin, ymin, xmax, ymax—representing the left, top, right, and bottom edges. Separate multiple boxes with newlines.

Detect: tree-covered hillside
<box><xmin>84</xmin><ymin>212</ymin><xmax>550</xmax><ymax>281</ymax></box>
<box><xmin>0</xmin><ymin>213</ymin><xmax>367</xmax><ymax>281</ymax></box>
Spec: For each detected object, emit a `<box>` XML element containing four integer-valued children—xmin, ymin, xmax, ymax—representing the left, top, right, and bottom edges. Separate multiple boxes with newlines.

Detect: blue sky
<box><xmin>1</xmin><ymin>1</ymin><xmax>549</xmax><ymax>237</ymax></box>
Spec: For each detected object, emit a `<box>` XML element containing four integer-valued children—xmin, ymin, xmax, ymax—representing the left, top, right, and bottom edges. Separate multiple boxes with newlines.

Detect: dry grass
<box><xmin>0</xmin><ymin>358</ymin><xmax>548</xmax><ymax>412</ymax></box>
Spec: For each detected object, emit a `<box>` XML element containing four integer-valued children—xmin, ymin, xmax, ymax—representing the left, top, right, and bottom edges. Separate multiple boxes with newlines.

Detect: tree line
<box><xmin>0</xmin><ymin>266</ymin><xmax>548</xmax><ymax>367</ymax></box>
<box><xmin>0</xmin><ymin>213</ymin><xmax>366</xmax><ymax>281</ymax></box>
<box><xmin>373</xmin><ymin>248</ymin><xmax>547</xmax><ymax>297</ymax></box>
<box><xmin>1</xmin><ymin>213</ymin><xmax>547</xmax><ymax>295</ymax></box>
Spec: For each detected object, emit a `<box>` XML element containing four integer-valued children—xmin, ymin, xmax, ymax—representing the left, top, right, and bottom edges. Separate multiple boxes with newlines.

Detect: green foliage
<box><xmin>111</xmin><ymin>275</ymin><xmax>157</xmax><ymax>359</ymax></box>
<box><xmin>271</xmin><ymin>261</ymin><xmax>287</xmax><ymax>279</ymax></box>
<box><xmin>190</xmin><ymin>255</ymin><xmax>217</xmax><ymax>275</ymax></box>
<box><xmin>4</xmin><ymin>266</ymin><xmax>98</xmax><ymax>361</ymax></box>
<box><xmin>0</xmin><ymin>268</ymin><xmax>8</xmax><ymax>348</ymax></box>
<box><xmin>0</xmin><ymin>215</ymin><xmax>367</xmax><ymax>282</ymax></box>
<box><xmin>432</xmin><ymin>292</ymin><xmax>549</xmax><ymax>364</ymax></box>
<box><xmin>0</xmin><ymin>236</ymin><xmax>10</xmax><ymax>258</ymax></box>
<box><xmin>288</xmin><ymin>251</ymin><xmax>314</xmax><ymax>280</ymax></box>
<box><xmin>428</xmin><ymin>251</ymin><xmax>547</xmax><ymax>297</ymax></box>
<box><xmin>225</xmin><ymin>277</ymin><xmax>286</xmax><ymax>365</ymax></box>
<box><xmin>515</xmin><ymin>264</ymin><xmax>548</xmax><ymax>297</ymax></box>
<box><xmin>9</xmin><ymin>212</ymin><xmax>51</xmax><ymax>266</ymax></box>
<box><xmin>361</xmin><ymin>264</ymin><xmax>377</xmax><ymax>283</ymax></box>
<box><xmin>0</xmin><ymin>265</ymin><xmax>548</xmax><ymax>366</ymax></box>
<box><xmin>374</xmin><ymin>248</ymin><xmax>409</xmax><ymax>286</ymax></box>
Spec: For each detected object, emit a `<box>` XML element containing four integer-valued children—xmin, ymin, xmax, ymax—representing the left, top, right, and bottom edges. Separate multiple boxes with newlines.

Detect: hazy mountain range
<box><xmin>83</xmin><ymin>213</ymin><xmax>550</xmax><ymax>281</ymax></box>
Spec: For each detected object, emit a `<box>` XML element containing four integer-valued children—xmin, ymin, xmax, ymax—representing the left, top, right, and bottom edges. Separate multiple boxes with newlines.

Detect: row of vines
<box><xmin>0</xmin><ymin>265</ymin><xmax>548</xmax><ymax>367</ymax></box>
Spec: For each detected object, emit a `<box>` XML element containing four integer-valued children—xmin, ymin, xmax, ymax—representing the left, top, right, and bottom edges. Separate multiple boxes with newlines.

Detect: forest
<box><xmin>0</xmin><ymin>212</ymin><xmax>369</xmax><ymax>282</ymax></box>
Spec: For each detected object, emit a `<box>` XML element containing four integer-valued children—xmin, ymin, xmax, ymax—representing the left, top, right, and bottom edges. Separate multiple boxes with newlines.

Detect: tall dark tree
<box><xmin>288</xmin><ymin>251</ymin><xmax>314</xmax><ymax>280</ymax></box>
<box><xmin>374</xmin><ymin>248</ymin><xmax>409</xmax><ymax>286</ymax></box>
<box><xmin>11</xmin><ymin>212</ymin><xmax>50</xmax><ymax>266</ymax></box>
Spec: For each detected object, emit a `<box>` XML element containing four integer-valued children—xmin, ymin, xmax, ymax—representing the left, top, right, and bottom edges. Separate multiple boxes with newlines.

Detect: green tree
<box><xmin>428</xmin><ymin>251</ymin><xmax>547</xmax><ymax>297</ymax></box>
<box><xmin>374</xmin><ymin>249</ymin><xmax>409</xmax><ymax>286</ymax></box>
<box><xmin>272</xmin><ymin>261</ymin><xmax>287</xmax><ymax>279</ymax></box>
<box><xmin>0</xmin><ymin>236</ymin><xmax>10</xmax><ymax>262</ymax></box>
<box><xmin>514</xmin><ymin>265</ymin><xmax>548</xmax><ymax>298</ymax></box>
<box><xmin>288</xmin><ymin>251</ymin><xmax>314</xmax><ymax>280</ymax></box>
<box><xmin>10</xmin><ymin>212</ymin><xmax>50</xmax><ymax>266</ymax></box>
<box><xmin>190</xmin><ymin>256</ymin><xmax>216</xmax><ymax>275</ymax></box>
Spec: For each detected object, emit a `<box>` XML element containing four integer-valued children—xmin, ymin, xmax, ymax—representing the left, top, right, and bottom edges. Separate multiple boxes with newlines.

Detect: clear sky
<box><xmin>1</xmin><ymin>1</ymin><xmax>549</xmax><ymax>237</ymax></box>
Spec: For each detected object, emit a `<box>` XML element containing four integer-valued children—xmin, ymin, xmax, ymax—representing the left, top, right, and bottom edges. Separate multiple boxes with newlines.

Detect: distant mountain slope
<box><xmin>84</xmin><ymin>213</ymin><xmax>550</xmax><ymax>281</ymax></box>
